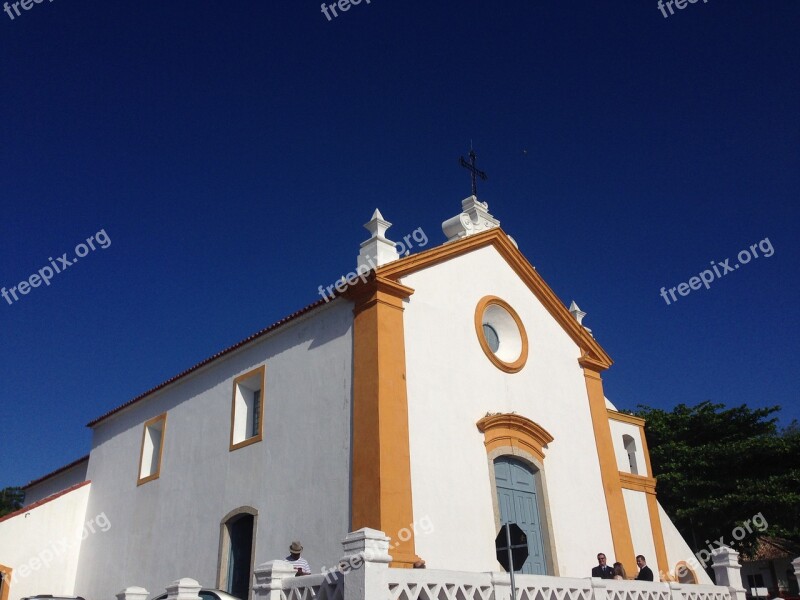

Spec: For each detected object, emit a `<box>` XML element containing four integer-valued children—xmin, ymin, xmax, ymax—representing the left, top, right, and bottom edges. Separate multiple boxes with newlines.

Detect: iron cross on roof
<box><xmin>459</xmin><ymin>149</ymin><xmax>488</xmax><ymax>197</ymax></box>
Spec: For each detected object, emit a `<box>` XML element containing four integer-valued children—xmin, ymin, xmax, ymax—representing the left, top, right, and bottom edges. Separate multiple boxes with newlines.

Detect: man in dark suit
<box><xmin>592</xmin><ymin>553</ymin><xmax>615</xmax><ymax>579</ymax></box>
<box><xmin>635</xmin><ymin>555</ymin><xmax>654</xmax><ymax>581</ymax></box>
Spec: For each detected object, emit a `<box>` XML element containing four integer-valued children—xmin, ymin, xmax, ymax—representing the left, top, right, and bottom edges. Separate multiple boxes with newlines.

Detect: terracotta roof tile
<box><xmin>0</xmin><ymin>480</ymin><xmax>91</xmax><ymax>524</ymax></box>
<box><xmin>86</xmin><ymin>297</ymin><xmax>332</xmax><ymax>428</ymax></box>
<box><xmin>23</xmin><ymin>455</ymin><xmax>89</xmax><ymax>490</ymax></box>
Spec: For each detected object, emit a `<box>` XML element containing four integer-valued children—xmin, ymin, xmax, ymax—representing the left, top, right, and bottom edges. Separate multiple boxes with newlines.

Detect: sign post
<box><xmin>495</xmin><ymin>522</ymin><xmax>529</xmax><ymax>600</ymax></box>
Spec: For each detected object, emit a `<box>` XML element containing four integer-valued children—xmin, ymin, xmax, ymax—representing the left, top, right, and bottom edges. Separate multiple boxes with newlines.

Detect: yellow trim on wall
<box><xmin>137</xmin><ymin>412</ymin><xmax>167</xmax><ymax>486</ymax></box>
<box><xmin>347</xmin><ymin>275</ymin><xmax>419</xmax><ymax>568</ymax></box>
<box><xmin>474</xmin><ymin>296</ymin><xmax>529</xmax><ymax>373</ymax></box>
<box><xmin>607</xmin><ymin>409</ymin><xmax>646</xmax><ymax>428</ymax></box>
<box><xmin>639</xmin><ymin>421</ymin><xmax>655</xmax><ymax>482</ymax></box>
<box><xmin>580</xmin><ymin>357</ymin><xmax>637</xmax><ymax>576</ymax></box>
<box><xmin>0</xmin><ymin>563</ymin><xmax>12</xmax><ymax>600</ymax></box>
<box><xmin>476</xmin><ymin>413</ymin><xmax>554</xmax><ymax>462</ymax></box>
<box><xmin>646</xmin><ymin>492</ymin><xmax>670</xmax><ymax>580</ymax></box>
<box><xmin>618</xmin><ymin>472</ymin><xmax>657</xmax><ymax>494</ymax></box>
<box><xmin>612</xmin><ymin>410</ymin><xmax>669</xmax><ymax>578</ymax></box>
<box><xmin>229</xmin><ymin>365</ymin><xmax>266</xmax><ymax>452</ymax></box>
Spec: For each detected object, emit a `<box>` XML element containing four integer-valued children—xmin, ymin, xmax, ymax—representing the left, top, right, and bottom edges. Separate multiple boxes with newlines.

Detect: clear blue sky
<box><xmin>1</xmin><ymin>1</ymin><xmax>797</xmax><ymax>489</ymax></box>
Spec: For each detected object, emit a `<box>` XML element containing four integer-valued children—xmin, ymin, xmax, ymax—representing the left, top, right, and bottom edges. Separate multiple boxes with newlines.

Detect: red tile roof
<box><xmin>86</xmin><ymin>297</ymin><xmax>332</xmax><ymax>428</ymax></box>
<box><xmin>743</xmin><ymin>536</ymin><xmax>800</xmax><ymax>561</ymax></box>
<box><xmin>0</xmin><ymin>480</ymin><xmax>91</xmax><ymax>524</ymax></box>
<box><xmin>23</xmin><ymin>454</ymin><xmax>89</xmax><ymax>490</ymax></box>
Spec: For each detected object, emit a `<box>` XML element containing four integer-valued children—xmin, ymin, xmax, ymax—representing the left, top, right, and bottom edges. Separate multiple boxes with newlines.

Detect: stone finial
<box><xmin>165</xmin><ymin>578</ymin><xmax>201</xmax><ymax>600</ymax></box>
<box><xmin>253</xmin><ymin>560</ymin><xmax>298</xmax><ymax>600</ymax></box>
<box><xmin>569</xmin><ymin>301</ymin><xmax>586</xmax><ymax>325</ymax></box>
<box><xmin>792</xmin><ymin>557</ymin><xmax>800</xmax><ymax>590</ymax></box>
<box><xmin>117</xmin><ymin>587</ymin><xmax>149</xmax><ymax>600</ymax></box>
<box><xmin>442</xmin><ymin>195</ymin><xmax>501</xmax><ymax>242</ymax></box>
<box><xmin>569</xmin><ymin>301</ymin><xmax>593</xmax><ymax>336</ymax></box>
<box><xmin>357</xmin><ymin>209</ymin><xmax>400</xmax><ymax>271</ymax></box>
<box><xmin>711</xmin><ymin>547</ymin><xmax>746</xmax><ymax>600</ymax></box>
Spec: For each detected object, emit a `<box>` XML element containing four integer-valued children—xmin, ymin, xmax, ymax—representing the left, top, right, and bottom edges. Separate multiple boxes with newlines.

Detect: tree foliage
<box><xmin>632</xmin><ymin>402</ymin><xmax>800</xmax><ymax>555</ymax></box>
<box><xmin>0</xmin><ymin>487</ymin><xmax>24</xmax><ymax>517</ymax></box>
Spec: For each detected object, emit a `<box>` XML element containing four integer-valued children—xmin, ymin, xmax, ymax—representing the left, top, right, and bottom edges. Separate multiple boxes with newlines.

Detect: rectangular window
<box><xmin>138</xmin><ymin>413</ymin><xmax>167</xmax><ymax>485</ymax></box>
<box><xmin>230</xmin><ymin>365</ymin><xmax>266</xmax><ymax>451</ymax></box>
<box><xmin>252</xmin><ymin>389</ymin><xmax>261</xmax><ymax>438</ymax></box>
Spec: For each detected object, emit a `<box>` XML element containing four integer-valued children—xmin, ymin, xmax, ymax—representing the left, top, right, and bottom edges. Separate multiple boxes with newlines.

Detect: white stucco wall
<box><xmin>622</xmin><ymin>489</ymin><xmax>657</xmax><ymax>568</ymax></box>
<box><xmin>24</xmin><ymin>459</ymin><xmax>89</xmax><ymax>505</ymax></box>
<box><xmin>658</xmin><ymin>503</ymin><xmax>712</xmax><ymax>584</ymax></box>
<box><xmin>0</xmin><ymin>482</ymin><xmax>91</xmax><ymax>600</ymax></box>
<box><xmin>609</xmin><ymin>420</ymin><xmax>647</xmax><ymax>476</ymax></box>
<box><xmin>73</xmin><ymin>299</ymin><xmax>354</xmax><ymax>599</ymax></box>
<box><xmin>400</xmin><ymin>243</ymin><xmax>614</xmax><ymax>577</ymax></box>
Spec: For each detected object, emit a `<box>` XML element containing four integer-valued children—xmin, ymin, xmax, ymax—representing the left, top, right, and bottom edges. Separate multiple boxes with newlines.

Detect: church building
<box><xmin>0</xmin><ymin>184</ymin><xmax>710</xmax><ymax>600</ymax></box>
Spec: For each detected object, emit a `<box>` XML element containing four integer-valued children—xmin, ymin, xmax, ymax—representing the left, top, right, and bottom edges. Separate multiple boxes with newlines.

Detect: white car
<box><xmin>152</xmin><ymin>589</ymin><xmax>243</xmax><ymax>600</ymax></box>
<box><xmin>22</xmin><ymin>596</ymin><xmax>87</xmax><ymax>600</ymax></box>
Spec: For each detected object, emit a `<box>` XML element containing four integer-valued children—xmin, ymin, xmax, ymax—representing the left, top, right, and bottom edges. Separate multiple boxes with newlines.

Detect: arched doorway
<box><xmin>494</xmin><ymin>457</ymin><xmax>547</xmax><ymax>574</ymax></box>
<box><xmin>218</xmin><ymin>509</ymin><xmax>257</xmax><ymax>600</ymax></box>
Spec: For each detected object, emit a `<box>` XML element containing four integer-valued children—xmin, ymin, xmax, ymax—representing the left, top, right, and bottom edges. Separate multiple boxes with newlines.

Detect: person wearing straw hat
<box><xmin>286</xmin><ymin>541</ymin><xmax>311</xmax><ymax>576</ymax></box>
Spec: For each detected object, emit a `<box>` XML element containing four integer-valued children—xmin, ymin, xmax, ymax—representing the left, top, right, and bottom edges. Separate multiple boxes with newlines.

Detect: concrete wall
<box><xmin>24</xmin><ymin>459</ymin><xmax>89</xmax><ymax>505</ymax></box>
<box><xmin>0</xmin><ymin>483</ymin><xmax>91</xmax><ymax>600</ymax></box>
<box><xmin>400</xmin><ymin>244</ymin><xmax>614</xmax><ymax>577</ymax></box>
<box><xmin>73</xmin><ymin>299</ymin><xmax>354</xmax><ymax>599</ymax></box>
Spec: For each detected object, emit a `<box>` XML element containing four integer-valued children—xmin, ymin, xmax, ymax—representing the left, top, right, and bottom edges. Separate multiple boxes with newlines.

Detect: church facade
<box><xmin>0</xmin><ymin>196</ymin><xmax>708</xmax><ymax>600</ymax></box>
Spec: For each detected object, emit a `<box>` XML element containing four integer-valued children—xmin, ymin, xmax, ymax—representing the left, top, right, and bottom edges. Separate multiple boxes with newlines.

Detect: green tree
<box><xmin>0</xmin><ymin>487</ymin><xmax>24</xmax><ymax>517</ymax></box>
<box><xmin>632</xmin><ymin>402</ymin><xmax>800</xmax><ymax>555</ymax></box>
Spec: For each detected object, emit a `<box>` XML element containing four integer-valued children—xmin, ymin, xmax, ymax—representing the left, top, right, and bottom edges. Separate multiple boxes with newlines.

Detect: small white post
<box><xmin>165</xmin><ymin>578</ymin><xmax>202</xmax><ymax>600</ymax></box>
<box><xmin>116</xmin><ymin>587</ymin><xmax>149</xmax><ymax>600</ymax></box>
<box><xmin>668</xmin><ymin>581</ymin><xmax>685</xmax><ymax>600</ymax></box>
<box><xmin>253</xmin><ymin>560</ymin><xmax>297</xmax><ymax>600</ymax></box>
<box><xmin>589</xmin><ymin>575</ymin><xmax>609</xmax><ymax>600</ymax></box>
<box><xmin>489</xmin><ymin>571</ymin><xmax>512</xmax><ymax>600</ymax></box>
<box><xmin>339</xmin><ymin>528</ymin><xmax>392</xmax><ymax>600</ymax></box>
<box><xmin>791</xmin><ymin>557</ymin><xmax>800</xmax><ymax>593</ymax></box>
<box><xmin>711</xmin><ymin>547</ymin><xmax>746</xmax><ymax>600</ymax></box>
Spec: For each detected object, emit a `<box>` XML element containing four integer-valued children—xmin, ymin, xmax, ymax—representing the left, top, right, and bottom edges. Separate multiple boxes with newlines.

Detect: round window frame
<box><xmin>474</xmin><ymin>295</ymin><xmax>529</xmax><ymax>373</ymax></box>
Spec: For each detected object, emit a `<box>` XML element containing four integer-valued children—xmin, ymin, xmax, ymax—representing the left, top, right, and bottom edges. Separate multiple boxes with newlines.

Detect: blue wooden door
<box><xmin>494</xmin><ymin>457</ymin><xmax>547</xmax><ymax>574</ymax></box>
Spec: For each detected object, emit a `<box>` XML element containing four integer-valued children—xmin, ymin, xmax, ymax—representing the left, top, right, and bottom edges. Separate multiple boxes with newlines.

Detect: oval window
<box><xmin>474</xmin><ymin>296</ymin><xmax>528</xmax><ymax>372</ymax></box>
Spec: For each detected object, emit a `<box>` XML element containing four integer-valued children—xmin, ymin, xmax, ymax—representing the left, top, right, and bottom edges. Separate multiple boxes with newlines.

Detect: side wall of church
<box><xmin>23</xmin><ymin>460</ymin><xmax>89</xmax><ymax>505</ymax></box>
<box><xmin>0</xmin><ymin>482</ymin><xmax>91</xmax><ymax>600</ymax></box>
<box><xmin>399</xmin><ymin>245</ymin><xmax>615</xmax><ymax>577</ymax></box>
<box><xmin>73</xmin><ymin>299</ymin><xmax>355</xmax><ymax>599</ymax></box>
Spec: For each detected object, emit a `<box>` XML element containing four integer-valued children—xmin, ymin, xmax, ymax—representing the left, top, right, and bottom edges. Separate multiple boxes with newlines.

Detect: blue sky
<box><xmin>1</xmin><ymin>1</ymin><xmax>797</xmax><ymax>489</ymax></box>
